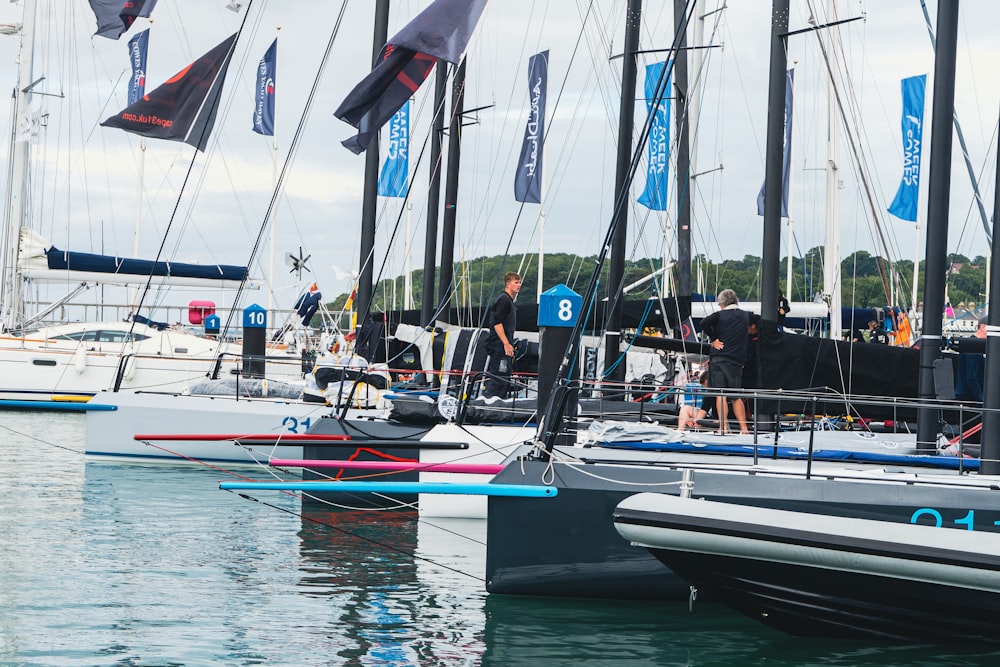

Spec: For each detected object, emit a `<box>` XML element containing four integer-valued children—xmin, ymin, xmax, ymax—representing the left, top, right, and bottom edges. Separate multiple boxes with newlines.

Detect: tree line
<box><xmin>324</xmin><ymin>248</ymin><xmax>988</xmax><ymax>313</ymax></box>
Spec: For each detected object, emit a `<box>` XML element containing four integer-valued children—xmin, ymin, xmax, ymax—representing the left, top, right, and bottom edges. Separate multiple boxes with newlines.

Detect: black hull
<box><xmin>661</xmin><ymin>550</ymin><xmax>1000</xmax><ymax>643</ymax></box>
<box><xmin>486</xmin><ymin>450</ymin><xmax>1000</xmax><ymax>601</ymax></box>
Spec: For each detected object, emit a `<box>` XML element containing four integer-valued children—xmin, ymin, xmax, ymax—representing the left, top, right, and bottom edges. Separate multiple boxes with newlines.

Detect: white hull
<box><xmin>0</xmin><ymin>322</ymin><xmax>304</xmax><ymax>401</ymax></box>
<box><xmin>85</xmin><ymin>391</ymin><xmax>330</xmax><ymax>464</ymax></box>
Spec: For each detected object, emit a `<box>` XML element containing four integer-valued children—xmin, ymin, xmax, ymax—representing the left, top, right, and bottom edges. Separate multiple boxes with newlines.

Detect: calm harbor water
<box><xmin>3</xmin><ymin>410</ymin><xmax>1000</xmax><ymax>666</ymax></box>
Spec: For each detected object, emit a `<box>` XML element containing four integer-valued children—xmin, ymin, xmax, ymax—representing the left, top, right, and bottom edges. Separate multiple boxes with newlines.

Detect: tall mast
<box><xmin>674</xmin><ymin>0</ymin><xmax>691</xmax><ymax>300</ymax></box>
<box><xmin>437</xmin><ymin>58</ymin><xmax>466</xmax><ymax>324</ymax></box>
<box><xmin>979</xmin><ymin>104</ymin><xmax>1000</xmax><ymax>474</ymax></box>
<box><xmin>760</xmin><ymin>0</ymin><xmax>790</xmax><ymax>320</ymax></box>
<box><xmin>604</xmin><ymin>0</ymin><xmax>642</xmax><ymax>381</ymax></box>
<box><xmin>916</xmin><ymin>0</ymin><xmax>959</xmax><ymax>452</ymax></box>
<box><xmin>356</xmin><ymin>0</ymin><xmax>390</xmax><ymax>324</ymax></box>
<box><xmin>1</xmin><ymin>0</ymin><xmax>37</xmax><ymax>331</ymax></box>
<box><xmin>420</xmin><ymin>61</ymin><xmax>448</xmax><ymax>327</ymax></box>
<box><xmin>822</xmin><ymin>1</ymin><xmax>841</xmax><ymax>338</ymax></box>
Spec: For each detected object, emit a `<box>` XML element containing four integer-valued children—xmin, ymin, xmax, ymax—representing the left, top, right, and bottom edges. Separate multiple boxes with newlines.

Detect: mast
<box><xmin>420</xmin><ymin>61</ymin><xmax>447</xmax><ymax>327</ymax></box>
<box><xmin>674</xmin><ymin>0</ymin><xmax>691</xmax><ymax>301</ymax></box>
<box><xmin>916</xmin><ymin>0</ymin><xmax>959</xmax><ymax>452</ymax></box>
<box><xmin>604</xmin><ymin>0</ymin><xmax>642</xmax><ymax>381</ymax></box>
<box><xmin>980</xmin><ymin>105</ymin><xmax>1000</xmax><ymax>474</ymax></box>
<box><xmin>1</xmin><ymin>0</ymin><xmax>37</xmax><ymax>331</ymax></box>
<box><xmin>355</xmin><ymin>0</ymin><xmax>390</xmax><ymax>325</ymax></box>
<box><xmin>760</xmin><ymin>0</ymin><xmax>790</xmax><ymax>320</ymax></box>
<box><xmin>823</xmin><ymin>0</ymin><xmax>842</xmax><ymax>339</ymax></box>
<box><xmin>437</xmin><ymin>58</ymin><xmax>466</xmax><ymax>324</ymax></box>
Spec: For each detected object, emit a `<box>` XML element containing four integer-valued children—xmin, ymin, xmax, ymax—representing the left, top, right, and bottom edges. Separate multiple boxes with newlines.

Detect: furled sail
<box><xmin>17</xmin><ymin>229</ymin><xmax>258</xmax><ymax>288</ymax></box>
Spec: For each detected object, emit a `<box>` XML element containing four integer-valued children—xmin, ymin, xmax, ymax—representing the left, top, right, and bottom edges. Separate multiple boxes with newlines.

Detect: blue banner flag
<box><xmin>514</xmin><ymin>51</ymin><xmax>548</xmax><ymax>204</ymax></box>
<box><xmin>253</xmin><ymin>39</ymin><xmax>277</xmax><ymax>136</ymax></box>
<box><xmin>637</xmin><ymin>60</ymin><xmax>672</xmax><ymax>211</ymax></box>
<box><xmin>887</xmin><ymin>74</ymin><xmax>927</xmax><ymax>222</ymax></box>
<box><xmin>378</xmin><ymin>101</ymin><xmax>410</xmax><ymax>197</ymax></box>
<box><xmin>126</xmin><ymin>29</ymin><xmax>149</xmax><ymax>106</ymax></box>
<box><xmin>757</xmin><ymin>68</ymin><xmax>794</xmax><ymax>217</ymax></box>
<box><xmin>335</xmin><ymin>0</ymin><xmax>488</xmax><ymax>154</ymax></box>
<box><xmin>101</xmin><ymin>33</ymin><xmax>238</xmax><ymax>152</ymax></box>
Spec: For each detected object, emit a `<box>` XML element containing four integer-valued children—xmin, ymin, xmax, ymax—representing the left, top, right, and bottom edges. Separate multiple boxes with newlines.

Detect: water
<box><xmin>3</xmin><ymin>411</ymin><xmax>1000</xmax><ymax>666</ymax></box>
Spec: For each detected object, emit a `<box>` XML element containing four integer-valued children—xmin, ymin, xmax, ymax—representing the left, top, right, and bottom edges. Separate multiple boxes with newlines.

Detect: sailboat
<box><xmin>0</xmin><ymin>0</ymin><xmax>311</xmax><ymax>407</ymax></box>
<box><xmin>481</xmin><ymin>0</ymin><xmax>1000</xmax><ymax>613</ymax></box>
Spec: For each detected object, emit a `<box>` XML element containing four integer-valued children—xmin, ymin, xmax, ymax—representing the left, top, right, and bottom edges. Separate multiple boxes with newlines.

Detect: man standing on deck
<box><xmin>484</xmin><ymin>271</ymin><xmax>521</xmax><ymax>399</ymax></box>
<box><xmin>700</xmin><ymin>289</ymin><xmax>750</xmax><ymax>434</ymax></box>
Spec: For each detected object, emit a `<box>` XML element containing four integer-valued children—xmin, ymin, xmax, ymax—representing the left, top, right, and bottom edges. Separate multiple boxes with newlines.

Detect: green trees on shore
<box><xmin>325</xmin><ymin>248</ymin><xmax>987</xmax><ymax>313</ymax></box>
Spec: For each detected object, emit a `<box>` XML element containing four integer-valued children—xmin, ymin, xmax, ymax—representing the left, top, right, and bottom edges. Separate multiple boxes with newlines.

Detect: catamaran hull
<box><xmin>614</xmin><ymin>493</ymin><xmax>1000</xmax><ymax>643</ymax></box>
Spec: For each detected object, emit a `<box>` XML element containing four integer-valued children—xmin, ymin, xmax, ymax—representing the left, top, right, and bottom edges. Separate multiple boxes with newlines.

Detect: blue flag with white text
<box><xmin>887</xmin><ymin>74</ymin><xmax>927</xmax><ymax>222</ymax></box>
<box><xmin>757</xmin><ymin>68</ymin><xmax>794</xmax><ymax>217</ymax></box>
<box><xmin>514</xmin><ymin>50</ymin><xmax>548</xmax><ymax>204</ymax></box>
<box><xmin>127</xmin><ymin>29</ymin><xmax>149</xmax><ymax>106</ymax></box>
<box><xmin>638</xmin><ymin>60</ymin><xmax>672</xmax><ymax>211</ymax></box>
<box><xmin>378</xmin><ymin>101</ymin><xmax>410</xmax><ymax>197</ymax></box>
<box><xmin>253</xmin><ymin>39</ymin><xmax>277</xmax><ymax>136</ymax></box>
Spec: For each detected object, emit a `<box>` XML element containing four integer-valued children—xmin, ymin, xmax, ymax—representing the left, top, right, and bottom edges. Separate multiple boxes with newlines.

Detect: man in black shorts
<box><xmin>700</xmin><ymin>289</ymin><xmax>750</xmax><ymax>434</ymax></box>
<box><xmin>484</xmin><ymin>271</ymin><xmax>521</xmax><ymax>398</ymax></box>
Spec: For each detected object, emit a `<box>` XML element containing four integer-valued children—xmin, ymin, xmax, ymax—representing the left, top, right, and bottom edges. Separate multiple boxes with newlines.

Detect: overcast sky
<box><xmin>1</xmin><ymin>0</ymin><xmax>999</xmax><ymax>314</ymax></box>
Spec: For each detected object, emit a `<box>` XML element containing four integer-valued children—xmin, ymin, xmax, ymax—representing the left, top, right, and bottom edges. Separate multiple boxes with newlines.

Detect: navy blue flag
<box><xmin>637</xmin><ymin>60</ymin><xmax>672</xmax><ymax>211</ymax></box>
<box><xmin>127</xmin><ymin>29</ymin><xmax>149</xmax><ymax>106</ymax></box>
<box><xmin>335</xmin><ymin>0</ymin><xmax>488</xmax><ymax>154</ymax></box>
<box><xmin>378</xmin><ymin>101</ymin><xmax>410</xmax><ymax>197</ymax></box>
<box><xmin>887</xmin><ymin>74</ymin><xmax>927</xmax><ymax>222</ymax></box>
<box><xmin>101</xmin><ymin>33</ymin><xmax>238</xmax><ymax>152</ymax></box>
<box><xmin>253</xmin><ymin>39</ymin><xmax>277</xmax><ymax>136</ymax></box>
<box><xmin>757</xmin><ymin>68</ymin><xmax>794</xmax><ymax>217</ymax></box>
<box><xmin>514</xmin><ymin>50</ymin><xmax>548</xmax><ymax>204</ymax></box>
<box><xmin>89</xmin><ymin>0</ymin><xmax>158</xmax><ymax>40</ymax></box>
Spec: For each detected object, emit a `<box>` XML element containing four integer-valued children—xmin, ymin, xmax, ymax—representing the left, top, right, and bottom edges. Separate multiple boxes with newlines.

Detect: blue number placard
<box><xmin>538</xmin><ymin>284</ymin><xmax>582</xmax><ymax>328</ymax></box>
<box><xmin>243</xmin><ymin>304</ymin><xmax>267</xmax><ymax>329</ymax></box>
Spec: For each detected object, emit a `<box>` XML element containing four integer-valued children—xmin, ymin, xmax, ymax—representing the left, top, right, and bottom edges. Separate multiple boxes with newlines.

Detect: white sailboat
<box><xmin>0</xmin><ymin>0</ymin><xmax>307</xmax><ymax>406</ymax></box>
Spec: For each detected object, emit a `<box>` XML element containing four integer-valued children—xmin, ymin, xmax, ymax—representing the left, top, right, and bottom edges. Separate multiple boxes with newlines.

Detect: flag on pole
<box><xmin>887</xmin><ymin>74</ymin><xmax>927</xmax><ymax>222</ymax></box>
<box><xmin>89</xmin><ymin>0</ymin><xmax>158</xmax><ymax>40</ymax></box>
<box><xmin>334</xmin><ymin>0</ymin><xmax>488</xmax><ymax>154</ymax></box>
<box><xmin>253</xmin><ymin>39</ymin><xmax>277</xmax><ymax>136</ymax></box>
<box><xmin>15</xmin><ymin>101</ymin><xmax>42</xmax><ymax>144</ymax></box>
<box><xmin>378</xmin><ymin>101</ymin><xmax>410</xmax><ymax>197</ymax></box>
<box><xmin>757</xmin><ymin>68</ymin><xmax>794</xmax><ymax>217</ymax></box>
<box><xmin>127</xmin><ymin>29</ymin><xmax>149</xmax><ymax>106</ymax></box>
<box><xmin>101</xmin><ymin>33</ymin><xmax>238</xmax><ymax>152</ymax></box>
<box><xmin>637</xmin><ymin>60</ymin><xmax>672</xmax><ymax>211</ymax></box>
<box><xmin>514</xmin><ymin>50</ymin><xmax>548</xmax><ymax>204</ymax></box>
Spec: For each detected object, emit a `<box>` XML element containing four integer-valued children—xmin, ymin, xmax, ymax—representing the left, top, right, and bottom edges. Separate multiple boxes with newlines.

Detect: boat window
<box><xmin>32</xmin><ymin>359</ymin><xmax>57</xmax><ymax>366</ymax></box>
<box><xmin>50</xmin><ymin>331</ymin><xmax>88</xmax><ymax>341</ymax></box>
<box><xmin>98</xmin><ymin>330</ymin><xmax>150</xmax><ymax>343</ymax></box>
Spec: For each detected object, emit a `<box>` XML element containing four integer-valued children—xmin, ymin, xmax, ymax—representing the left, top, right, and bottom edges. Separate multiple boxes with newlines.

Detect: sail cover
<box><xmin>17</xmin><ymin>229</ymin><xmax>250</xmax><ymax>287</ymax></box>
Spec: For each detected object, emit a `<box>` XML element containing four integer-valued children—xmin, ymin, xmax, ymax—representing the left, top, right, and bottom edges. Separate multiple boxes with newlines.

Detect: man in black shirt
<box><xmin>484</xmin><ymin>271</ymin><xmax>521</xmax><ymax>398</ymax></box>
<box><xmin>777</xmin><ymin>291</ymin><xmax>790</xmax><ymax>331</ymax></box>
<box><xmin>700</xmin><ymin>289</ymin><xmax>750</xmax><ymax>434</ymax></box>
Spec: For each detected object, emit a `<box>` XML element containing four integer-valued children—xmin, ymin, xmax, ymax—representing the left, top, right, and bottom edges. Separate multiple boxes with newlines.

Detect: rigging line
<box><xmin>917</xmin><ymin>0</ymin><xmax>991</xmax><ymax>245</ymax></box>
<box><xmin>545</xmin><ymin>0</ymin><xmax>699</xmax><ymax>444</ymax></box>
<box><xmin>0</xmin><ymin>421</ymin><xmax>83</xmax><ymax>456</ymax></box>
<box><xmin>129</xmin><ymin>0</ymin><xmax>258</xmax><ymax>350</ymax></box>
<box><xmin>213</xmin><ymin>0</ymin><xmax>350</xmax><ymax>351</ymax></box>
<box><xmin>467</xmin><ymin>0</ymin><xmax>600</xmax><ymax>336</ymax></box>
<box><xmin>806</xmin><ymin>13</ymin><xmax>895</xmax><ymax>305</ymax></box>
<box><xmin>226</xmin><ymin>490</ymin><xmax>486</xmax><ymax>581</ymax></box>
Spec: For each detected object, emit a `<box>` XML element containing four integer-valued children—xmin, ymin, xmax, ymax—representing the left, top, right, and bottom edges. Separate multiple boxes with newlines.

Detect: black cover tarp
<box><xmin>755</xmin><ymin>319</ymin><xmax>919</xmax><ymax>419</ymax></box>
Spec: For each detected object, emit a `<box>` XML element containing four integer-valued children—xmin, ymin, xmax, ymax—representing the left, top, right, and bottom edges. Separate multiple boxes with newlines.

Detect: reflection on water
<box><xmin>3</xmin><ymin>410</ymin><xmax>1000</xmax><ymax>665</ymax></box>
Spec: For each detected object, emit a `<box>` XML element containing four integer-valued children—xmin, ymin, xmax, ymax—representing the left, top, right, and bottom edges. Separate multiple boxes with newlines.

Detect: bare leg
<box><xmin>716</xmin><ymin>395</ymin><xmax>728</xmax><ymax>434</ymax></box>
<box><xmin>733</xmin><ymin>398</ymin><xmax>749</xmax><ymax>434</ymax></box>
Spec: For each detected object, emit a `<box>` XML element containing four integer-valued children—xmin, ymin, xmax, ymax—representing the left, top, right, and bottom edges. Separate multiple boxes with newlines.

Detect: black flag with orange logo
<box><xmin>101</xmin><ymin>33</ymin><xmax>237</xmax><ymax>152</ymax></box>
